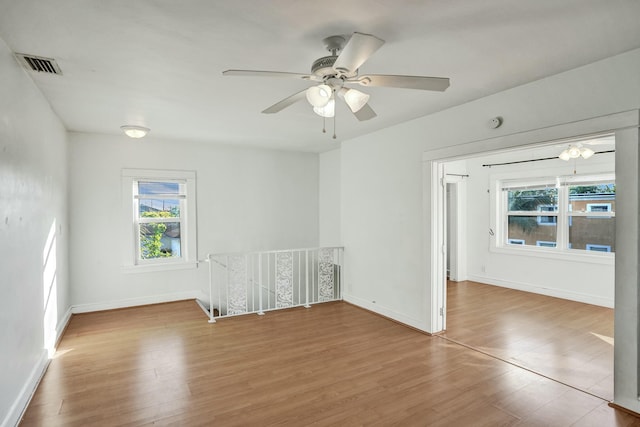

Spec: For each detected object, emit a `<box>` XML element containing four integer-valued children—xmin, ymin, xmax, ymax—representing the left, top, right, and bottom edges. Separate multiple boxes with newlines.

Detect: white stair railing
<box><xmin>203</xmin><ymin>247</ymin><xmax>343</xmax><ymax>323</ymax></box>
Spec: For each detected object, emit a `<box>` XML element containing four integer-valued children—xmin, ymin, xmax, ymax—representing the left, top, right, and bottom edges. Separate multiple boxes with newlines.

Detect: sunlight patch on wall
<box><xmin>43</xmin><ymin>219</ymin><xmax>58</xmax><ymax>358</ymax></box>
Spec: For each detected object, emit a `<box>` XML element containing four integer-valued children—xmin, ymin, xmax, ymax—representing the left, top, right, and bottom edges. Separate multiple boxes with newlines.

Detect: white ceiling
<box><xmin>1</xmin><ymin>0</ymin><xmax>639</xmax><ymax>152</ymax></box>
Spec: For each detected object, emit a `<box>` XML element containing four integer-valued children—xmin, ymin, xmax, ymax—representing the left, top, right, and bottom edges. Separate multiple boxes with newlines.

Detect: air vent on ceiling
<box><xmin>15</xmin><ymin>53</ymin><xmax>62</xmax><ymax>75</ymax></box>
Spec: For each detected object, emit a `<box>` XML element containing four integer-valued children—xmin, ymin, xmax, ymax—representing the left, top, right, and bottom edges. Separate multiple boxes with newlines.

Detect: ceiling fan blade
<box><xmin>352</xmin><ymin>103</ymin><xmax>377</xmax><ymax>121</ymax></box>
<box><xmin>261</xmin><ymin>89</ymin><xmax>308</xmax><ymax>114</ymax></box>
<box><xmin>357</xmin><ymin>74</ymin><xmax>450</xmax><ymax>91</ymax></box>
<box><xmin>333</xmin><ymin>32</ymin><xmax>385</xmax><ymax>74</ymax></box>
<box><xmin>223</xmin><ymin>69</ymin><xmax>315</xmax><ymax>80</ymax></box>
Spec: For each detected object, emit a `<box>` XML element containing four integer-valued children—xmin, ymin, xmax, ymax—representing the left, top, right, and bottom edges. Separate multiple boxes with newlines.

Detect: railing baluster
<box><xmin>298</xmin><ymin>251</ymin><xmax>301</xmax><ymax>306</ymax></box>
<box><xmin>225</xmin><ymin>255</ymin><xmax>229</xmax><ymax>317</ymax></box>
<box><xmin>304</xmin><ymin>250</ymin><xmax>310</xmax><ymax>308</ymax></box>
<box><xmin>207</xmin><ymin>254</ymin><xmax>215</xmax><ymax>323</ymax></box>
<box><xmin>258</xmin><ymin>254</ymin><xmax>264</xmax><ymax>315</ymax></box>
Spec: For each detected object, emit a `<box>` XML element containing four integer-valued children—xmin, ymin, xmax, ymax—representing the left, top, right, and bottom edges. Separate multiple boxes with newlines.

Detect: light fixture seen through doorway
<box><xmin>121</xmin><ymin>125</ymin><xmax>150</xmax><ymax>139</ymax></box>
<box><xmin>558</xmin><ymin>144</ymin><xmax>594</xmax><ymax>161</ymax></box>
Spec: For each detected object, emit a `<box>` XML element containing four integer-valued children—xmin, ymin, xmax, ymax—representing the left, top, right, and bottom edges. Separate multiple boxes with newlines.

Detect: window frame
<box><xmin>491</xmin><ymin>172</ymin><xmax>615</xmax><ymax>264</ymax></box>
<box><xmin>122</xmin><ymin>169</ymin><xmax>197</xmax><ymax>273</ymax></box>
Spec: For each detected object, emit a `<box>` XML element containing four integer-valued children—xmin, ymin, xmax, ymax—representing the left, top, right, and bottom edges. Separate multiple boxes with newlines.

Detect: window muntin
<box><xmin>537</xmin><ymin>205</ymin><xmax>557</xmax><ymax>225</ymax></box>
<box><xmin>500</xmin><ymin>177</ymin><xmax>615</xmax><ymax>254</ymax></box>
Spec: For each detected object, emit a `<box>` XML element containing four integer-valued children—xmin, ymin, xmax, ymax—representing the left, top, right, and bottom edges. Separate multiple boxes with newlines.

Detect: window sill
<box><xmin>122</xmin><ymin>261</ymin><xmax>198</xmax><ymax>274</ymax></box>
<box><xmin>490</xmin><ymin>245</ymin><xmax>614</xmax><ymax>265</ymax></box>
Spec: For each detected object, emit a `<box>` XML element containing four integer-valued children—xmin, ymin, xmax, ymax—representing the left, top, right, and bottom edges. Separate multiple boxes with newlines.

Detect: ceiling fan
<box><xmin>222</xmin><ymin>32</ymin><xmax>450</xmax><ymax>124</ymax></box>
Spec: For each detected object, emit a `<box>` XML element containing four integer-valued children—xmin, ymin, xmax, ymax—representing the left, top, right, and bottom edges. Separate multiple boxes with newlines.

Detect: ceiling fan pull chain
<box><xmin>333</xmin><ymin>112</ymin><xmax>337</xmax><ymax>139</ymax></box>
<box><xmin>322</xmin><ymin>116</ymin><xmax>326</xmax><ymax>134</ymax></box>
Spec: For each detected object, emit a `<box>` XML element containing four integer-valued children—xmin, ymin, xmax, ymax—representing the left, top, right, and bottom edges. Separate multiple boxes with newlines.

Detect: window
<box><xmin>586</xmin><ymin>244</ymin><xmax>611</xmax><ymax>252</ymax></box>
<box><xmin>136</xmin><ymin>181</ymin><xmax>184</xmax><ymax>260</ymax></box>
<box><xmin>498</xmin><ymin>175</ymin><xmax>615</xmax><ymax>255</ymax></box>
<box><xmin>537</xmin><ymin>205</ymin><xmax>557</xmax><ymax>225</ymax></box>
<box><xmin>505</xmin><ymin>186</ymin><xmax>558</xmax><ymax>248</ymax></box>
<box><xmin>122</xmin><ymin>169</ymin><xmax>197</xmax><ymax>271</ymax></box>
<box><xmin>586</xmin><ymin>203</ymin><xmax>612</xmax><ymax>213</ymax></box>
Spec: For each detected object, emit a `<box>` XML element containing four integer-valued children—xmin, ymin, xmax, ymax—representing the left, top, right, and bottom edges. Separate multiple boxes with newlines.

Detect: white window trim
<box><xmin>121</xmin><ymin>169</ymin><xmax>197</xmax><ymax>273</ymax></box>
<box><xmin>490</xmin><ymin>171</ymin><xmax>615</xmax><ymax>265</ymax></box>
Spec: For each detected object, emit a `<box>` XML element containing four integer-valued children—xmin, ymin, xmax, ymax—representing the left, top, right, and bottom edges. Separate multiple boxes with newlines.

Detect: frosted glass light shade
<box><xmin>313</xmin><ymin>99</ymin><xmax>335</xmax><ymax>118</ymax></box>
<box><xmin>343</xmin><ymin>88</ymin><xmax>370</xmax><ymax>113</ymax></box>
<box><xmin>121</xmin><ymin>125</ymin><xmax>150</xmax><ymax>138</ymax></box>
<box><xmin>581</xmin><ymin>147</ymin><xmax>595</xmax><ymax>159</ymax></box>
<box><xmin>306</xmin><ymin>84</ymin><xmax>332</xmax><ymax>108</ymax></box>
<box><xmin>568</xmin><ymin>146</ymin><xmax>581</xmax><ymax>158</ymax></box>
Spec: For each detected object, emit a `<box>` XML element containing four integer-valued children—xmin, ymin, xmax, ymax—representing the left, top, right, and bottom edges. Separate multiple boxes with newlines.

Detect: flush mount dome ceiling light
<box><xmin>558</xmin><ymin>144</ymin><xmax>594</xmax><ymax>161</ymax></box>
<box><xmin>121</xmin><ymin>125</ymin><xmax>150</xmax><ymax>138</ymax></box>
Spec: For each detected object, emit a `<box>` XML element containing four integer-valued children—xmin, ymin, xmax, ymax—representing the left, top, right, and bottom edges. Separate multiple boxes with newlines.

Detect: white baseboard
<box><xmin>56</xmin><ymin>306</ymin><xmax>72</xmax><ymax>345</ymax></box>
<box><xmin>72</xmin><ymin>291</ymin><xmax>202</xmax><ymax>314</ymax></box>
<box><xmin>466</xmin><ymin>274</ymin><xmax>614</xmax><ymax>308</ymax></box>
<box><xmin>343</xmin><ymin>293</ymin><xmax>429</xmax><ymax>332</ymax></box>
<box><xmin>1</xmin><ymin>351</ymin><xmax>49</xmax><ymax>427</ymax></box>
<box><xmin>3</xmin><ymin>306</ymin><xmax>73</xmax><ymax>427</ymax></box>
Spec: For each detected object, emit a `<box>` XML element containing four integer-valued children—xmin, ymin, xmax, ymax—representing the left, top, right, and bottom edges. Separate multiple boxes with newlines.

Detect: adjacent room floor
<box><xmin>21</xmin><ymin>298</ymin><xmax>636</xmax><ymax>426</ymax></box>
<box><xmin>444</xmin><ymin>280</ymin><xmax>614</xmax><ymax>401</ymax></box>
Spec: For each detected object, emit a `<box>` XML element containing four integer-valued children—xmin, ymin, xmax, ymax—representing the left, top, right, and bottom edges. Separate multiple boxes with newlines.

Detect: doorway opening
<box><xmin>433</xmin><ymin>133</ymin><xmax>616</xmax><ymax>400</ymax></box>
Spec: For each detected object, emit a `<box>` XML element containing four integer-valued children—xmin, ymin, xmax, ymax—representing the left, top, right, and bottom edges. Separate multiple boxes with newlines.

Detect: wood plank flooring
<box><xmin>444</xmin><ymin>280</ymin><xmax>614</xmax><ymax>401</ymax></box>
<box><xmin>21</xmin><ymin>299</ymin><xmax>638</xmax><ymax>426</ymax></box>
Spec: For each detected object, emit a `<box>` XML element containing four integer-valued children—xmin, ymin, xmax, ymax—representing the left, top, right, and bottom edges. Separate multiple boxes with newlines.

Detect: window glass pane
<box><xmin>568</xmin><ymin>217</ymin><xmax>615</xmax><ymax>252</ymax></box>
<box><xmin>508</xmin><ymin>215</ymin><xmax>557</xmax><ymax>247</ymax></box>
<box><xmin>568</xmin><ymin>183</ymin><xmax>615</xmax><ymax>213</ymax></box>
<box><xmin>508</xmin><ymin>188</ymin><xmax>557</xmax><ymax>212</ymax></box>
<box><xmin>139</xmin><ymin>199</ymin><xmax>180</xmax><ymax>217</ymax></box>
<box><xmin>138</xmin><ymin>181</ymin><xmax>179</xmax><ymax>195</ymax></box>
<box><xmin>140</xmin><ymin>222</ymin><xmax>181</xmax><ymax>259</ymax></box>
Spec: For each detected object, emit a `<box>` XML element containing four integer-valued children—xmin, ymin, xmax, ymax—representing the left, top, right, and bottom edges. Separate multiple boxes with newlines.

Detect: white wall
<box><xmin>0</xmin><ymin>39</ymin><xmax>70</xmax><ymax>427</ymax></box>
<box><xmin>319</xmin><ymin>149</ymin><xmax>341</xmax><ymax>247</ymax></box>
<box><xmin>68</xmin><ymin>133</ymin><xmax>319</xmax><ymax>310</ymax></box>
<box><xmin>461</xmin><ymin>148</ymin><xmax>615</xmax><ymax>307</ymax></box>
<box><xmin>340</xmin><ymin>48</ymin><xmax>640</xmax><ymax>329</ymax></box>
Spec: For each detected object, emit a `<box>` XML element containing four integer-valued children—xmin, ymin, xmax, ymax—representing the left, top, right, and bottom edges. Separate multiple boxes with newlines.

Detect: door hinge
<box><xmin>439</xmin><ymin>307</ymin><xmax>444</xmax><ymax>316</ymax></box>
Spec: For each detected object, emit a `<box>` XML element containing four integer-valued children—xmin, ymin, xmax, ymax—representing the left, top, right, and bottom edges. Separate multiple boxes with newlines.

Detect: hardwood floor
<box><xmin>444</xmin><ymin>280</ymin><xmax>614</xmax><ymax>401</ymax></box>
<box><xmin>21</xmin><ymin>299</ymin><xmax>638</xmax><ymax>426</ymax></box>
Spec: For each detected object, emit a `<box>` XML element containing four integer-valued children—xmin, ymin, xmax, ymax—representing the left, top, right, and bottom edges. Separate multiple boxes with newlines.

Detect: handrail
<box><xmin>208</xmin><ymin>246</ymin><xmax>344</xmax><ymax>258</ymax></box>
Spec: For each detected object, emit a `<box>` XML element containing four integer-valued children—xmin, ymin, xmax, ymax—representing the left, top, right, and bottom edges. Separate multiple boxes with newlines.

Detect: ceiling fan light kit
<box><xmin>223</xmin><ymin>31</ymin><xmax>450</xmax><ymax>136</ymax></box>
<box><xmin>559</xmin><ymin>144</ymin><xmax>594</xmax><ymax>161</ymax></box>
